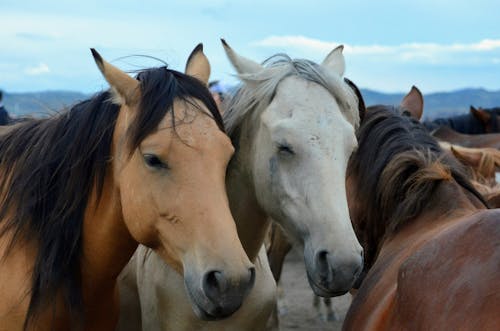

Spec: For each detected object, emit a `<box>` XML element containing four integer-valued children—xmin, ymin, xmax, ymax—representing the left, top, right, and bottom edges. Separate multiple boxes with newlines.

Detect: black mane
<box><xmin>0</xmin><ymin>66</ymin><xmax>222</xmax><ymax>329</ymax></box>
<box><xmin>349</xmin><ymin>105</ymin><xmax>486</xmax><ymax>270</ymax></box>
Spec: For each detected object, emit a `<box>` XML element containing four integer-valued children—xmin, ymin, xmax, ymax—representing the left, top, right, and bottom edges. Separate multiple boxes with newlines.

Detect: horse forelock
<box><xmin>349</xmin><ymin>106</ymin><xmax>487</xmax><ymax>270</ymax></box>
<box><xmin>223</xmin><ymin>54</ymin><xmax>359</xmax><ymax>137</ymax></box>
<box><xmin>0</xmin><ymin>65</ymin><xmax>221</xmax><ymax>329</ymax></box>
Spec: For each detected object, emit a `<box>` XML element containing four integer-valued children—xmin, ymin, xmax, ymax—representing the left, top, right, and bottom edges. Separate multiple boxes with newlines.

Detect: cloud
<box><xmin>24</xmin><ymin>63</ymin><xmax>50</xmax><ymax>75</ymax></box>
<box><xmin>253</xmin><ymin>36</ymin><xmax>500</xmax><ymax>64</ymax></box>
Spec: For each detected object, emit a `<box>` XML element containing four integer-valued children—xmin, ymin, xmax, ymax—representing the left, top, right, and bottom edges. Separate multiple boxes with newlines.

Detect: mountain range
<box><xmin>3</xmin><ymin>88</ymin><xmax>500</xmax><ymax>119</ymax></box>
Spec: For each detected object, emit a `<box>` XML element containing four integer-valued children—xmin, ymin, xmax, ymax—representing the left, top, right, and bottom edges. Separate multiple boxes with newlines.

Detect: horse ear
<box><xmin>221</xmin><ymin>38</ymin><xmax>263</xmax><ymax>75</ymax></box>
<box><xmin>91</xmin><ymin>49</ymin><xmax>140</xmax><ymax>106</ymax></box>
<box><xmin>344</xmin><ymin>77</ymin><xmax>366</xmax><ymax>122</ymax></box>
<box><xmin>400</xmin><ymin>86</ymin><xmax>424</xmax><ymax>120</ymax></box>
<box><xmin>322</xmin><ymin>45</ymin><xmax>345</xmax><ymax>76</ymax></box>
<box><xmin>485</xmin><ymin>191</ymin><xmax>500</xmax><ymax>208</ymax></box>
<box><xmin>185</xmin><ymin>43</ymin><xmax>211</xmax><ymax>85</ymax></box>
<box><xmin>470</xmin><ymin>106</ymin><xmax>490</xmax><ymax>125</ymax></box>
<box><xmin>450</xmin><ymin>146</ymin><xmax>482</xmax><ymax>168</ymax></box>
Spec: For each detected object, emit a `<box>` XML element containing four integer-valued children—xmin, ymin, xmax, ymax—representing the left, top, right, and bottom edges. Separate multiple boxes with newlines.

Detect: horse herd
<box><xmin>0</xmin><ymin>40</ymin><xmax>498</xmax><ymax>331</ymax></box>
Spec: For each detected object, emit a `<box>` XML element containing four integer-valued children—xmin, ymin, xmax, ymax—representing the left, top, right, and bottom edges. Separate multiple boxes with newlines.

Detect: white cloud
<box><xmin>253</xmin><ymin>36</ymin><xmax>500</xmax><ymax>63</ymax></box>
<box><xmin>24</xmin><ymin>63</ymin><xmax>50</xmax><ymax>75</ymax></box>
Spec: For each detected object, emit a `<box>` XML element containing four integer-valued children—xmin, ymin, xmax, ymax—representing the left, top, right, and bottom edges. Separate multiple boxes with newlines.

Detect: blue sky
<box><xmin>1</xmin><ymin>0</ymin><xmax>499</xmax><ymax>93</ymax></box>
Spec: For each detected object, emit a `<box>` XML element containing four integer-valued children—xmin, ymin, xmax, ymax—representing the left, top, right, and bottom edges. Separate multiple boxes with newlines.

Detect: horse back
<box><xmin>390</xmin><ymin>210</ymin><xmax>500</xmax><ymax>330</ymax></box>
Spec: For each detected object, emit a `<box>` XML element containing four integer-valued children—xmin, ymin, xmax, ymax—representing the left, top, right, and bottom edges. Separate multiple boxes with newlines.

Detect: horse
<box><xmin>470</xmin><ymin>106</ymin><xmax>500</xmax><ymax>133</ymax></box>
<box><xmin>431</xmin><ymin>125</ymin><xmax>500</xmax><ymax>149</ymax></box>
<box><xmin>0</xmin><ymin>44</ymin><xmax>255</xmax><ymax>331</ymax></box>
<box><xmin>422</xmin><ymin>104</ymin><xmax>500</xmax><ymax>134</ymax></box>
<box><xmin>117</xmin><ymin>39</ymin><xmax>364</xmax><ymax>331</ymax></box>
<box><xmin>342</xmin><ymin>104</ymin><xmax>500</xmax><ymax>330</ymax></box>
<box><xmin>439</xmin><ymin>142</ymin><xmax>500</xmax><ymax>186</ymax></box>
<box><xmin>399</xmin><ymin>86</ymin><xmax>500</xmax><ymax>150</ymax></box>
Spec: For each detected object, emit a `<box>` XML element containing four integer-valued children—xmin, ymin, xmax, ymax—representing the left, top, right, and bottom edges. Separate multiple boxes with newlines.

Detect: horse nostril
<box><xmin>202</xmin><ymin>270</ymin><xmax>227</xmax><ymax>300</ymax></box>
<box><xmin>315</xmin><ymin>250</ymin><xmax>331</xmax><ymax>279</ymax></box>
<box><xmin>248</xmin><ymin>266</ymin><xmax>256</xmax><ymax>288</ymax></box>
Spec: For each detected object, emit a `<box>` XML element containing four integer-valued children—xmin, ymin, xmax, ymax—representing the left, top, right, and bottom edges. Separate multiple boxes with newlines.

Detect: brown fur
<box><xmin>432</xmin><ymin>125</ymin><xmax>500</xmax><ymax>149</ymax></box>
<box><xmin>343</xmin><ymin>105</ymin><xmax>498</xmax><ymax>331</ymax></box>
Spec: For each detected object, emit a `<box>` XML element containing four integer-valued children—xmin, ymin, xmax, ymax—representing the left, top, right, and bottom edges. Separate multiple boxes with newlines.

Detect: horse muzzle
<box><xmin>304</xmin><ymin>245</ymin><xmax>364</xmax><ymax>297</ymax></box>
<box><xmin>184</xmin><ymin>266</ymin><xmax>256</xmax><ymax>320</ymax></box>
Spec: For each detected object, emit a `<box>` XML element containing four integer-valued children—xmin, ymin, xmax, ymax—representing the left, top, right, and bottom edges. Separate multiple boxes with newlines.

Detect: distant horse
<box><xmin>0</xmin><ymin>45</ymin><xmax>255</xmax><ymax>331</ymax></box>
<box><xmin>423</xmin><ymin>104</ymin><xmax>500</xmax><ymax>134</ymax></box>
<box><xmin>439</xmin><ymin>142</ymin><xmax>500</xmax><ymax>207</ymax></box>
<box><xmin>440</xmin><ymin>142</ymin><xmax>500</xmax><ymax>185</ymax></box>
<box><xmin>343</xmin><ymin>105</ymin><xmax>499</xmax><ymax>330</ymax></box>
<box><xmin>432</xmin><ymin>125</ymin><xmax>500</xmax><ymax>149</ymax></box>
<box><xmin>401</xmin><ymin>87</ymin><xmax>500</xmax><ymax>149</ymax></box>
<box><xmin>469</xmin><ymin>106</ymin><xmax>500</xmax><ymax>133</ymax></box>
<box><xmin>117</xmin><ymin>39</ymin><xmax>364</xmax><ymax>331</ymax></box>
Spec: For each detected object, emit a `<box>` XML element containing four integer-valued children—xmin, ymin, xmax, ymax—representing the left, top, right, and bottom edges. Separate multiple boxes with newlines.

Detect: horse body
<box><xmin>423</xmin><ymin>106</ymin><xmax>500</xmax><ymax>134</ymax></box>
<box><xmin>0</xmin><ymin>45</ymin><xmax>254</xmax><ymax>330</ymax></box>
<box><xmin>423</xmin><ymin>113</ymin><xmax>488</xmax><ymax>134</ymax></box>
<box><xmin>118</xmin><ymin>41</ymin><xmax>363</xmax><ymax>330</ymax></box>
<box><xmin>432</xmin><ymin>125</ymin><xmax>500</xmax><ymax>149</ymax></box>
<box><xmin>343</xmin><ymin>105</ymin><xmax>500</xmax><ymax>331</ymax></box>
<box><xmin>345</xmin><ymin>207</ymin><xmax>500</xmax><ymax>331</ymax></box>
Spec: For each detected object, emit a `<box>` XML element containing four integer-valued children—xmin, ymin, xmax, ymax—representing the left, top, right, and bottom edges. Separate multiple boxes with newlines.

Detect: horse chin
<box><xmin>305</xmin><ymin>270</ymin><xmax>349</xmax><ymax>298</ymax></box>
<box><xmin>185</xmin><ymin>282</ymin><xmax>233</xmax><ymax>321</ymax></box>
<box><xmin>189</xmin><ymin>301</ymin><xmax>228</xmax><ymax>321</ymax></box>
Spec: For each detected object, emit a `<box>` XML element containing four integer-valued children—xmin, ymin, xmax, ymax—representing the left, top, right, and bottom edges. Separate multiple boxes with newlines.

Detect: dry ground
<box><xmin>277</xmin><ymin>249</ymin><xmax>352</xmax><ymax>331</ymax></box>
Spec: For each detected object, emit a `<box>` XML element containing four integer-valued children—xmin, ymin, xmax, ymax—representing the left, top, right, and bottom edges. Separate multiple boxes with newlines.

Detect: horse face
<box><xmin>117</xmin><ymin>100</ymin><xmax>254</xmax><ymax>319</ymax></box>
<box><xmin>252</xmin><ymin>76</ymin><xmax>363</xmax><ymax>296</ymax></box>
<box><xmin>94</xmin><ymin>48</ymin><xmax>254</xmax><ymax>320</ymax></box>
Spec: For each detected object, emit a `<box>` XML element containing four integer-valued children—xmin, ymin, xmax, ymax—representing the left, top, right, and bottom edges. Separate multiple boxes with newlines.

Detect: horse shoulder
<box><xmin>391</xmin><ymin>211</ymin><xmax>500</xmax><ymax>330</ymax></box>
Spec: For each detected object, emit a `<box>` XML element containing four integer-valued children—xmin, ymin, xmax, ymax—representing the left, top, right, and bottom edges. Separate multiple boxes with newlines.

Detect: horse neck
<box><xmin>226</xmin><ymin>125</ymin><xmax>270</xmax><ymax>262</ymax></box>
<box><xmin>384</xmin><ymin>178</ymin><xmax>485</xmax><ymax>250</ymax></box>
<box><xmin>80</xmin><ymin>169</ymin><xmax>137</xmax><ymax>291</ymax></box>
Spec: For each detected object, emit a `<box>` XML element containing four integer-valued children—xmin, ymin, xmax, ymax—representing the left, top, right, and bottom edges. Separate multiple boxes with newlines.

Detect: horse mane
<box><xmin>451</xmin><ymin>144</ymin><xmax>500</xmax><ymax>184</ymax></box>
<box><xmin>223</xmin><ymin>54</ymin><xmax>360</xmax><ymax>136</ymax></box>
<box><xmin>0</xmin><ymin>66</ymin><xmax>222</xmax><ymax>329</ymax></box>
<box><xmin>475</xmin><ymin>148</ymin><xmax>500</xmax><ymax>180</ymax></box>
<box><xmin>348</xmin><ymin>105</ymin><xmax>487</xmax><ymax>270</ymax></box>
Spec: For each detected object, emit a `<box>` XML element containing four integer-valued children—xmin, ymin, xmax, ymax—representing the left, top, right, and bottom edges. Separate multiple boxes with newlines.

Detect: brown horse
<box><xmin>343</xmin><ymin>104</ymin><xmax>500</xmax><ymax>330</ymax></box>
<box><xmin>470</xmin><ymin>106</ymin><xmax>500</xmax><ymax>133</ymax></box>
<box><xmin>432</xmin><ymin>126</ymin><xmax>500</xmax><ymax>149</ymax></box>
<box><xmin>0</xmin><ymin>45</ymin><xmax>254</xmax><ymax>331</ymax></box>
<box><xmin>404</xmin><ymin>87</ymin><xmax>500</xmax><ymax>149</ymax></box>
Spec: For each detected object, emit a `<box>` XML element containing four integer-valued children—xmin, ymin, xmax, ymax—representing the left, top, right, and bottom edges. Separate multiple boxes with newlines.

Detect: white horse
<box><xmin>117</xmin><ymin>40</ymin><xmax>363</xmax><ymax>331</ymax></box>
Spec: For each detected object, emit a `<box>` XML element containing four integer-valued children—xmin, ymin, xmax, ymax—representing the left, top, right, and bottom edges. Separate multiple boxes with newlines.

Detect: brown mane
<box><xmin>348</xmin><ymin>105</ymin><xmax>487</xmax><ymax>270</ymax></box>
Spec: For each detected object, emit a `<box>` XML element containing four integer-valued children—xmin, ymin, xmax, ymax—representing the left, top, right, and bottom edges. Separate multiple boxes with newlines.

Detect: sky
<box><xmin>0</xmin><ymin>0</ymin><xmax>499</xmax><ymax>93</ymax></box>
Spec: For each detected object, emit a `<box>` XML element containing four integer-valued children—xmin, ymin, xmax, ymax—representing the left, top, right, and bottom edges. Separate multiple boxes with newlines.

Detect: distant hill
<box><xmin>3</xmin><ymin>88</ymin><xmax>500</xmax><ymax>119</ymax></box>
<box><xmin>3</xmin><ymin>91</ymin><xmax>89</xmax><ymax>117</ymax></box>
<box><xmin>361</xmin><ymin>88</ymin><xmax>500</xmax><ymax>119</ymax></box>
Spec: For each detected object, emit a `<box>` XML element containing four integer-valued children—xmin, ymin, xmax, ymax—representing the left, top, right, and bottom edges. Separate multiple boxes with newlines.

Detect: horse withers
<box><xmin>0</xmin><ymin>45</ymin><xmax>254</xmax><ymax>331</ymax></box>
<box><xmin>343</xmin><ymin>102</ymin><xmax>499</xmax><ymax>330</ymax></box>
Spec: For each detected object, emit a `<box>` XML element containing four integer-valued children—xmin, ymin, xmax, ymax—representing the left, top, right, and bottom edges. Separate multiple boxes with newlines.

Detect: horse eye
<box><xmin>277</xmin><ymin>144</ymin><xmax>295</xmax><ymax>155</ymax></box>
<box><xmin>143</xmin><ymin>154</ymin><xmax>168</xmax><ymax>169</ymax></box>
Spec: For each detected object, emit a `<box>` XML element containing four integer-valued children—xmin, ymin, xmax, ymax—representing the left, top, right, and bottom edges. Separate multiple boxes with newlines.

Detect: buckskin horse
<box><xmin>117</xmin><ymin>39</ymin><xmax>364</xmax><ymax>331</ymax></box>
<box><xmin>343</xmin><ymin>103</ymin><xmax>500</xmax><ymax>330</ymax></box>
<box><xmin>0</xmin><ymin>45</ymin><xmax>255</xmax><ymax>331</ymax></box>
